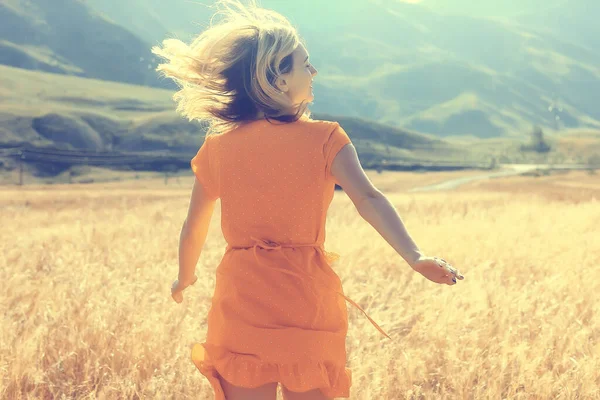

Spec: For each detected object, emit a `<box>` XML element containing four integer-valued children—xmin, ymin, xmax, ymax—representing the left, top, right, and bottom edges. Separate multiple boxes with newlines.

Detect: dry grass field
<box><xmin>1</xmin><ymin>169</ymin><xmax>599</xmax><ymax>399</ymax></box>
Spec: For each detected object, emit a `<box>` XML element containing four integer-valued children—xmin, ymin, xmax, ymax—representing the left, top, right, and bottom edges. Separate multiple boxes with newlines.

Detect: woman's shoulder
<box><xmin>211</xmin><ymin>117</ymin><xmax>341</xmax><ymax>138</ymax></box>
<box><xmin>297</xmin><ymin>116</ymin><xmax>341</xmax><ymax>132</ymax></box>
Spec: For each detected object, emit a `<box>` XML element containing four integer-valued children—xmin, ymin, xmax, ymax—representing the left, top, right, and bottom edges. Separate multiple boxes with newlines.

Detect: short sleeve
<box><xmin>190</xmin><ymin>135</ymin><xmax>219</xmax><ymax>200</ymax></box>
<box><xmin>323</xmin><ymin>122</ymin><xmax>352</xmax><ymax>183</ymax></box>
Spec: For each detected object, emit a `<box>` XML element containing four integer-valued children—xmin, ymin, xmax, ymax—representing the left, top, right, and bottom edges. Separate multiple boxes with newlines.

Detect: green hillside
<box><xmin>0</xmin><ymin>0</ymin><xmax>171</xmax><ymax>88</ymax></box>
<box><xmin>0</xmin><ymin>65</ymin><xmax>468</xmax><ymax>164</ymax></box>
<box><xmin>2</xmin><ymin>0</ymin><xmax>600</xmax><ymax>143</ymax></box>
<box><xmin>83</xmin><ymin>0</ymin><xmax>600</xmax><ymax>138</ymax></box>
<box><xmin>2</xmin><ymin>64</ymin><xmax>598</xmax><ymax>184</ymax></box>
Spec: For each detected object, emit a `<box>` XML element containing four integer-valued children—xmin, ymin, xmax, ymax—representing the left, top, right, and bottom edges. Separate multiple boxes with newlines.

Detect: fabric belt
<box><xmin>226</xmin><ymin>236</ymin><xmax>392</xmax><ymax>340</ymax></box>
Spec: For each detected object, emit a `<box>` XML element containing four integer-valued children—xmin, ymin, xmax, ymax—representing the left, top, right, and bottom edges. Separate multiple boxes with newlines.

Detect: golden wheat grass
<box><xmin>1</xmin><ymin>170</ymin><xmax>599</xmax><ymax>399</ymax></box>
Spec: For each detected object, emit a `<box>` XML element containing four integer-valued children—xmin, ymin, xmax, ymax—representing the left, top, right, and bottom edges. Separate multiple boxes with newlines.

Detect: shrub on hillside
<box><xmin>520</xmin><ymin>126</ymin><xmax>552</xmax><ymax>153</ymax></box>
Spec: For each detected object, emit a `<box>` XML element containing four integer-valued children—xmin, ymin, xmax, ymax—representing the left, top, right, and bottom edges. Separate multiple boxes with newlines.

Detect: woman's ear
<box><xmin>275</xmin><ymin>76</ymin><xmax>289</xmax><ymax>93</ymax></box>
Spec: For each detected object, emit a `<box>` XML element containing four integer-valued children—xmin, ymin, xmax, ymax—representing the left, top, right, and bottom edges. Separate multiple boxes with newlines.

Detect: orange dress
<box><xmin>189</xmin><ymin>116</ymin><xmax>391</xmax><ymax>399</ymax></box>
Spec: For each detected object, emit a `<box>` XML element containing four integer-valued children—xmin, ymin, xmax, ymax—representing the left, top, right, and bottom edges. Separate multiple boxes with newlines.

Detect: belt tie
<box><xmin>226</xmin><ymin>236</ymin><xmax>392</xmax><ymax>340</ymax></box>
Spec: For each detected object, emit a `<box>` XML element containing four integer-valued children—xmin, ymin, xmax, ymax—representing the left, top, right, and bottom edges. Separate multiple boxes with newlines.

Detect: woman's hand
<box><xmin>410</xmin><ymin>256</ymin><xmax>464</xmax><ymax>285</ymax></box>
<box><xmin>171</xmin><ymin>275</ymin><xmax>198</xmax><ymax>303</ymax></box>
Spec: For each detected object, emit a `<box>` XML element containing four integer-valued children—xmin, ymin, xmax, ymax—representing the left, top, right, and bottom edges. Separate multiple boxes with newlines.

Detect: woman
<box><xmin>155</xmin><ymin>1</ymin><xmax>464</xmax><ymax>399</ymax></box>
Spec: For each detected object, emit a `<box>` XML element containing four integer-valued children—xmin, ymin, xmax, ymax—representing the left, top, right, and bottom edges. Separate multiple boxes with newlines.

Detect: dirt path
<box><xmin>408</xmin><ymin>164</ymin><xmax>590</xmax><ymax>192</ymax></box>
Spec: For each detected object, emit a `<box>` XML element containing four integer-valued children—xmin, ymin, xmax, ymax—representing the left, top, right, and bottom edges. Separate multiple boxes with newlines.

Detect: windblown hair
<box><xmin>151</xmin><ymin>0</ymin><xmax>311</xmax><ymax>136</ymax></box>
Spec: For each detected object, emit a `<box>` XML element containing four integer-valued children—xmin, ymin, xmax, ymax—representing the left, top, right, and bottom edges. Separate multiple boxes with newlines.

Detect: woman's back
<box><xmin>192</xmin><ymin>117</ymin><xmax>351</xmax><ymax>247</ymax></box>
<box><xmin>188</xmin><ymin>116</ymin><xmax>375</xmax><ymax>400</ymax></box>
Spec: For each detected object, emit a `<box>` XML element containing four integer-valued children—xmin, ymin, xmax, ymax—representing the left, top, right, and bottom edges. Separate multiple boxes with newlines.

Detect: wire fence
<box><xmin>3</xmin><ymin>143</ymin><xmax>593</xmax><ymax>186</ymax></box>
<box><xmin>0</xmin><ymin>146</ymin><xmax>191</xmax><ymax>164</ymax></box>
<box><xmin>0</xmin><ymin>145</ymin><xmax>196</xmax><ymax>185</ymax></box>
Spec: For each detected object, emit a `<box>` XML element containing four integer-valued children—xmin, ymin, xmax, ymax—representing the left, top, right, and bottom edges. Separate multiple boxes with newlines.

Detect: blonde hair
<box><xmin>151</xmin><ymin>0</ymin><xmax>311</xmax><ymax>136</ymax></box>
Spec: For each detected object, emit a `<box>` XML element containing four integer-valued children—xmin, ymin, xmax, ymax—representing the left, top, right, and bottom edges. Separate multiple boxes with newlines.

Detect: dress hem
<box><xmin>191</xmin><ymin>343</ymin><xmax>352</xmax><ymax>399</ymax></box>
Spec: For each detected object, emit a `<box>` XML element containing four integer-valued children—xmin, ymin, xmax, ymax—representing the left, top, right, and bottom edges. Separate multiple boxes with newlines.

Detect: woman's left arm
<box><xmin>177</xmin><ymin>178</ymin><xmax>218</xmax><ymax>286</ymax></box>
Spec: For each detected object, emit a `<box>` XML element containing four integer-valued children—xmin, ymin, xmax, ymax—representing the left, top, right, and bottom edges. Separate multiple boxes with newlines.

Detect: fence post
<box><xmin>18</xmin><ymin>151</ymin><xmax>24</xmax><ymax>186</ymax></box>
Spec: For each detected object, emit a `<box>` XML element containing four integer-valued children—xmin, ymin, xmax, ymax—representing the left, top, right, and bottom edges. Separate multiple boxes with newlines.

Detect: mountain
<box><xmin>420</xmin><ymin>0</ymin><xmax>598</xmax><ymax>57</ymax></box>
<box><xmin>0</xmin><ymin>0</ymin><xmax>171</xmax><ymax>88</ymax></box>
<box><xmin>517</xmin><ymin>0</ymin><xmax>599</xmax><ymax>52</ymax></box>
<box><xmin>81</xmin><ymin>0</ymin><xmax>600</xmax><ymax>138</ymax></box>
<box><xmin>84</xmin><ymin>0</ymin><xmax>214</xmax><ymax>45</ymax></box>
<box><xmin>0</xmin><ymin>64</ymin><xmax>460</xmax><ymax>165</ymax></box>
<box><xmin>2</xmin><ymin>0</ymin><xmax>599</xmax><ymax>139</ymax></box>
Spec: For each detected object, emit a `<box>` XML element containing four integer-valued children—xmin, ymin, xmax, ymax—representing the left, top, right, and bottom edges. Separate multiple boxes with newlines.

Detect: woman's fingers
<box><xmin>435</xmin><ymin>257</ymin><xmax>464</xmax><ymax>281</ymax></box>
<box><xmin>447</xmin><ymin>265</ymin><xmax>464</xmax><ymax>280</ymax></box>
<box><xmin>172</xmin><ymin>291</ymin><xmax>183</xmax><ymax>303</ymax></box>
<box><xmin>443</xmin><ymin>272</ymin><xmax>456</xmax><ymax>285</ymax></box>
<box><xmin>171</xmin><ymin>276</ymin><xmax>199</xmax><ymax>303</ymax></box>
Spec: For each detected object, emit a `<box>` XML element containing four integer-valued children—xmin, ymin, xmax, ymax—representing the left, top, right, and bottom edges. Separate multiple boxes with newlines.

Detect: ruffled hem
<box><xmin>191</xmin><ymin>343</ymin><xmax>352</xmax><ymax>399</ymax></box>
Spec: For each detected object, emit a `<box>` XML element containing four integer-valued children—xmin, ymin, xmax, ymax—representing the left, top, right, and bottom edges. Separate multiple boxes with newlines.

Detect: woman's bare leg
<box><xmin>218</xmin><ymin>373</ymin><xmax>278</xmax><ymax>400</ymax></box>
<box><xmin>281</xmin><ymin>385</ymin><xmax>333</xmax><ymax>400</ymax></box>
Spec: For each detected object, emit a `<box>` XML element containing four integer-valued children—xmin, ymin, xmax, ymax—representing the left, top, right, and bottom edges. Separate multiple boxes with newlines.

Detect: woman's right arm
<box><xmin>330</xmin><ymin>143</ymin><xmax>424</xmax><ymax>268</ymax></box>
